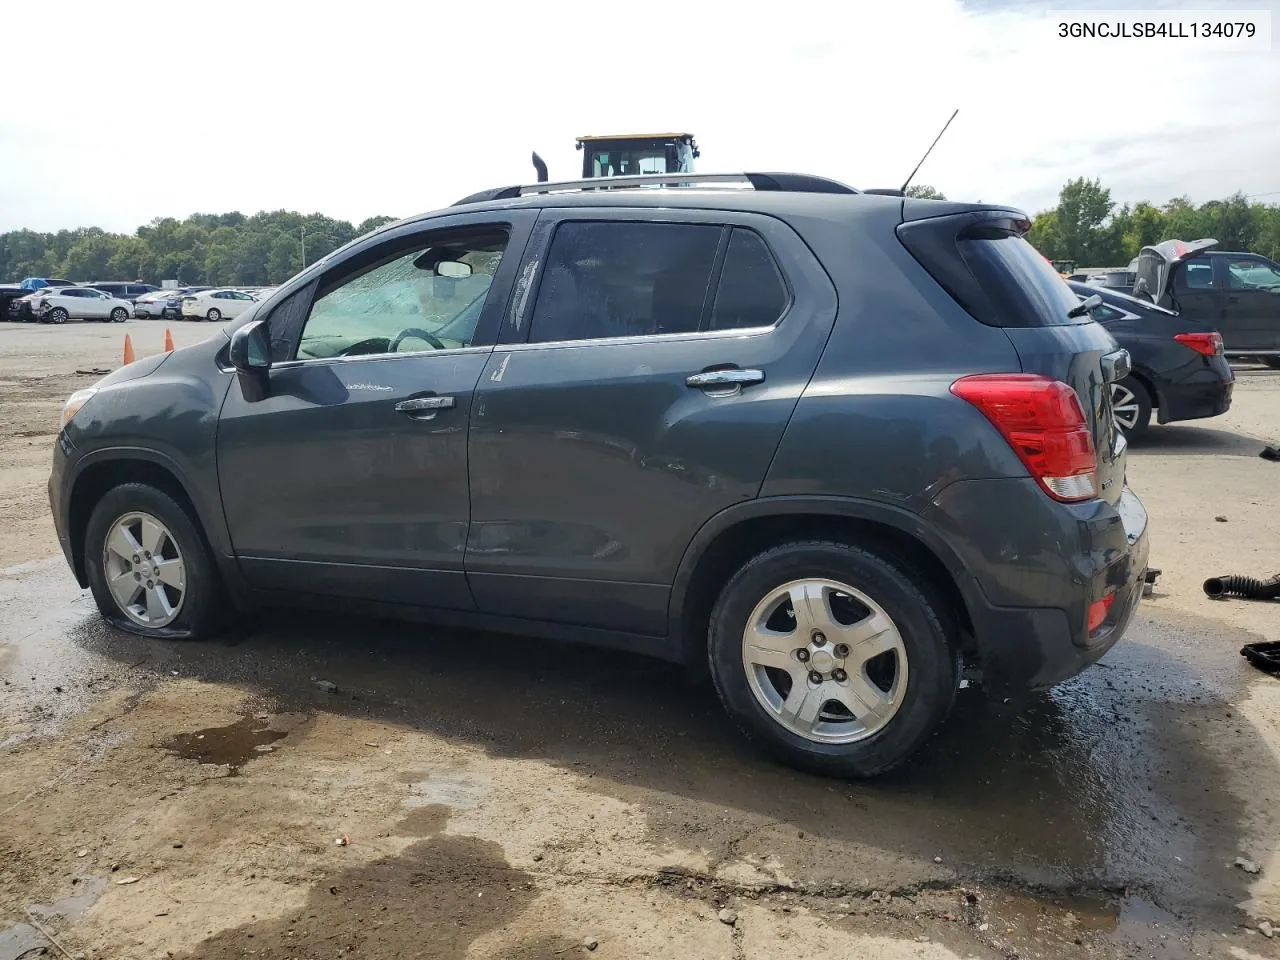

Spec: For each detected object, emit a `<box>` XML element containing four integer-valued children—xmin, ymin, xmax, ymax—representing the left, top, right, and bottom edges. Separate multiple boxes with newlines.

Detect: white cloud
<box><xmin>1</xmin><ymin>0</ymin><xmax>1277</xmax><ymax>232</ymax></box>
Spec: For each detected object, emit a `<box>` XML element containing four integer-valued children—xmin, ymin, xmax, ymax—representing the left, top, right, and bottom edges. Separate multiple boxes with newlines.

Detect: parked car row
<box><xmin>3</xmin><ymin>284</ymin><xmax>276</xmax><ymax>323</ymax></box>
<box><xmin>5</xmin><ymin>286</ymin><xmax>134</xmax><ymax>323</ymax></box>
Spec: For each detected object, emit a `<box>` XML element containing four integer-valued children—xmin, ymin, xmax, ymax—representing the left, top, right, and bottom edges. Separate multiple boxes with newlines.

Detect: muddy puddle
<box><xmin>982</xmin><ymin>888</ymin><xmax>1198</xmax><ymax>958</ymax></box>
<box><xmin>161</xmin><ymin>715</ymin><xmax>292</xmax><ymax>774</ymax></box>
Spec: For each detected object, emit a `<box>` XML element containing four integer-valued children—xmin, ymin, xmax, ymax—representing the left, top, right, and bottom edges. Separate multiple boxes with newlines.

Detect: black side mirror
<box><xmin>229</xmin><ymin>319</ymin><xmax>270</xmax><ymax>401</ymax></box>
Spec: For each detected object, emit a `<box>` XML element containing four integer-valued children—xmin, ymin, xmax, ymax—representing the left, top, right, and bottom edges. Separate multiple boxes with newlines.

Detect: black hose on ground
<box><xmin>1203</xmin><ymin>575</ymin><xmax>1280</xmax><ymax>600</ymax></box>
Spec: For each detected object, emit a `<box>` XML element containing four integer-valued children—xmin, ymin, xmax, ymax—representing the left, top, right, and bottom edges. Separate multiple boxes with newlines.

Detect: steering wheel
<box><xmin>388</xmin><ymin>327</ymin><xmax>446</xmax><ymax>352</ymax></box>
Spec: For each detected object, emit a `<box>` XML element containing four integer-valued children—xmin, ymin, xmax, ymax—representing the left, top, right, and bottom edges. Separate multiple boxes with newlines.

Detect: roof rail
<box><xmin>452</xmin><ymin>172</ymin><xmax>858</xmax><ymax>207</ymax></box>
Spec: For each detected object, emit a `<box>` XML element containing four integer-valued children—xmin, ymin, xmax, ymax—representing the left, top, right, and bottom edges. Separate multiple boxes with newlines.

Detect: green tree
<box><xmin>1161</xmin><ymin>196</ymin><xmax>1206</xmax><ymax>242</ymax></box>
<box><xmin>905</xmin><ymin>184</ymin><xmax>947</xmax><ymax>200</ymax></box>
<box><xmin>1055</xmin><ymin>177</ymin><xmax>1114</xmax><ymax>263</ymax></box>
<box><xmin>1027</xmin><ymin>210</ymin><xmax>1065</xmax><ymax>259</ymax></box>
<box><xmin>62</xmin><ymin>232</ymin><xmax>118</xmax><ymax>280</ymax></box>
<box><xmin>357</xmin><ymin>215</ymin><xmax>398</xmax><ymax>235</ymax></box>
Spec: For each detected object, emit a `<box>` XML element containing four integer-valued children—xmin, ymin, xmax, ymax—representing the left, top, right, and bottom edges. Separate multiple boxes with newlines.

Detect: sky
<box><xmin>2</xmin><ymin>0</ymin><xmax>1277</xmax><ymax>233</ymax></box>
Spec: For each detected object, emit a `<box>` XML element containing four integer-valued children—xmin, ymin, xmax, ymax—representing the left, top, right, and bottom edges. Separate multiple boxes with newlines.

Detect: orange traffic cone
<box><xmin>122</xmin><ymin>334</ymin><xmax>135</xmax><ymax>365</ymax></box>
<box><xmin>163</xmin><ymin>328</ymin><xmax>174</xmax><ymax>352</ymax></box>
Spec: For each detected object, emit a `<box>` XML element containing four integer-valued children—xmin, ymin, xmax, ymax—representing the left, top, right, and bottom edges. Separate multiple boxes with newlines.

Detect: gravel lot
<box><xmin>2</xmin><ymin>319</ymin><xmax>1279</xmax><ymax>960</ymax></box>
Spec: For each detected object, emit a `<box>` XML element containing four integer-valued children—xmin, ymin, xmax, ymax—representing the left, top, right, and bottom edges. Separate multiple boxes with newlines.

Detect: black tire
<box><xmin>84</xmin><ymin>482</ymin><xmax>225</xmax><ymax>640</ymax></box>
<box><xmin>48</xmin><ymin>307</ymin><xmax>68</xmax><ymax>324</ymax></box>
<box><xmin>1261</xmin><ymin>357</ymin><xmax>1280</xmax><ymax>370</ymax></box>
<box><xmin>1110</xmin><ymin>376</ymin><xmax>1152</xmax><ymax>439</ymax></box>
<box><xmin>707</xmin><ymin>540</ymin><xmax>959</xmax><ymax>778</ymax></box>
<box><xmin>205</xmin><ymin>308</ymin><xmax>221</xmax><ymax>323</ymax></box>
<box><xmin>110</xmin><ymin>307</ymin><xmax>129</xmax><ymax>323</ymax></box>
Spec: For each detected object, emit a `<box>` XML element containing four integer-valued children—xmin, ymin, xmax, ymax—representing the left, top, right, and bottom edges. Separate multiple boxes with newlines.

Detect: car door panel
<box><xmin>1223</xmin><ymin>256</ymin><xmax>1280</xmax><ymax>351</ymax></box>
<box><xmin>465</xmin><ymin>209</ymin><xmax>839</xmax><ymax>635</ymax></box>
<box><xmin>219</xmin><ymin>350</ymin><xmax>492</xmax><ymax>608</ymax></box>
<box><xmin>216</xmin><ymin>210</ymin><xmax>535</xmax><ymax>607</ymax></box>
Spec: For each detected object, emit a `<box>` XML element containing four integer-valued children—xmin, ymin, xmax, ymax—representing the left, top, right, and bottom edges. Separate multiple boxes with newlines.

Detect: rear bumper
<box><xmin>924</xmin><ymin>479</ymin><xmax>1149</xmax><ymax>693</ymax></box>
<box><xmin>1156</xmin><ymin>369</ymin><xmax>1233</xmax><ymax>424</ymax></box>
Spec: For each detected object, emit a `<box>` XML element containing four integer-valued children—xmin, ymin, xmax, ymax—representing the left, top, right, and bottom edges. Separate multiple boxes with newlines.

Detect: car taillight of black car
<box><xmin>1174</xmin><ymin>332</ymin><xmax>1224</xmax><ymax>356</ymax></box>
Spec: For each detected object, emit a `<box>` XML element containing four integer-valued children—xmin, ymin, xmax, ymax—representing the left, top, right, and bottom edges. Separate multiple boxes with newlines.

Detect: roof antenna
<box><xmin>900</xmin><ymin>108</ymin><xmax>958</xmax><ymax>193</ymax></box>
<box><xmin>531</xmin><ymin>151</ymin><xmax>548</xmax><ymax>183</ymax></box>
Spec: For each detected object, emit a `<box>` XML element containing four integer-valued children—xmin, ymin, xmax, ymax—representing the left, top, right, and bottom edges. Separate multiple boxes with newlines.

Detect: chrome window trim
<box><xmin>269</xmin><ymin>343</ymin><xmax>494</xmax><ymax>371</ymax></box>
<box><xmin>501</xmin><ymin>322</ymin><xmax>777</xmax><ymax>352</ymax></box>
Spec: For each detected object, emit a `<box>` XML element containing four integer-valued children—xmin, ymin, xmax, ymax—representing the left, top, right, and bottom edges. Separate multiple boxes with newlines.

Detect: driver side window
<box><xmin>297</xmin><ymin>228</ymin><xmax>509</xmax><ymax>361</ymax></box>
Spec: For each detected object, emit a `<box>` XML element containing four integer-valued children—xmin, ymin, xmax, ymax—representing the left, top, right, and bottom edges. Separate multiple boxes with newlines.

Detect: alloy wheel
<box><xmin>102</xmin><ymin>511</ymin><xmax>186</xmax><ymax>628</ymax></box>
<box><xmin>742</xmin><ymin>578</ymin><xmax>908</xmax><ymax>744</ymax></box>
<box><xmin>1111</xmin><ymin>383</ymin><xmax>1140</xmax><ymax>430</ymax></box>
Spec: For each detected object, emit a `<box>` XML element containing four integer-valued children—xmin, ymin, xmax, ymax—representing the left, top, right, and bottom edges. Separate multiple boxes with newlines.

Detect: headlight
<box><xmin>61</xmin><ymin>387</ymin><xmax>98</xmax><ymax>427</ymax></box>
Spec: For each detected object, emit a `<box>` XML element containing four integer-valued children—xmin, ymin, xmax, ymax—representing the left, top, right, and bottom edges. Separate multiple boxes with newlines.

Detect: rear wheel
<box><xmin>1261</xmin><ymin>357</ymin><xmax>1280</xmax><ymax>370</ymax></box>
<box><xmin>84</xmin><ymin>482</ymin><xmax>224</xmax><ymax>639</ymax></box>
<box><xmin>1110</xmin><ymin>376</ymin><xmax>1151</xmax><ymax>439</ymax></box>
<box><xmin>205</xmin><ymin>308</ymin><xmax>221</xmax><ymax>323</ymax></box>
<box><xmin>110</xmin><ymin>307</ymin><xmax>129</xmax><ymax>322</ymax></box>
<box><xmin>48</xmin><ymin>307</ymin><xmax>69</xmax><ymax>324</ymax></box>
<box><xmin>707</xmin><ymin>540</ymin><xmax>958</xmax><ymax>778</ymax></box>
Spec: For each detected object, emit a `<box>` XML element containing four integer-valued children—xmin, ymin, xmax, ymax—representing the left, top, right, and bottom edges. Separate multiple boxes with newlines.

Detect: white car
<box><xmin>180</xmin><ymin>288</ymin><xmax>258</xmax><ymax>322</ymax></box>
<box><xmin>132</xmin><ymin>291</ymin><xmax>183</xmax><ymax>320</ymax></box>
<box><xmin>33</xmin><ymin>287</ymin><xmax>133</xmax><ymax>324</ymax></box>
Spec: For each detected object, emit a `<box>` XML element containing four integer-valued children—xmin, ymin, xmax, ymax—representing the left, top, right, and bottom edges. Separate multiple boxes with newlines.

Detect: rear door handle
<box><xmin>686</xmin><ymin>368</ymin><xmax>765</xmax><ymax>397</ymax></box>
<box><xmin>1227</xmin><ymin>296</ymin><xmax>1240</xmax><ymax>304</ymax></box>
<box><xmin>394</xmin><ymin>395</ymin><xmax>455</xmax><ymax>420</ymax></box>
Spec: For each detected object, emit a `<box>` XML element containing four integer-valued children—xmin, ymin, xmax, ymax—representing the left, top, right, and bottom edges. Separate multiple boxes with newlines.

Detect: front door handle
<box><xmin>395</xmin><ymin>395</ymin><xmax>455</xmax><ymax>420</ymax></box>
<box><xmin>1227</xmin><ymin>295</ymin><xmax>1240</xmax><ymax>304</ymax></box>
<box><xmin>686</xmin><ymin>368</ymin><xmax>765</xmax><ymax>398</ymax></box>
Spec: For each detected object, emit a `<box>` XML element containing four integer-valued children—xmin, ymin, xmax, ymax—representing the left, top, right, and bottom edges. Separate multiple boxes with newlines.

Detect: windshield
<box><xmin>588</xmin><ymin>147</ymin><xmax>667</xmax><ymax>177</ymax></box>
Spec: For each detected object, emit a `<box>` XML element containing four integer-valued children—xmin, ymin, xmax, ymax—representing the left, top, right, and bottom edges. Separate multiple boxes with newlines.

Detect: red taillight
<box><xmin>1174</xmin><ymin>332</ymin><xmax>1223</xmax><ymax>356</ymax></box>
<box><xmin>1087</xmin><ymin>593</ymin><xmax>1116</xmax><ymax>633</ymax></box>
<box><xmin>951</xmin><ymin>374</ymin><xmax>1098</xmax><ymax>502</ymax></box>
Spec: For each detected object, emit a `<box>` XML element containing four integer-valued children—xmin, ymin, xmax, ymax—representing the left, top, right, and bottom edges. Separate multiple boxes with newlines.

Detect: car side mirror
<box><xmin>435</xmin><ymin>260</ymin><xmax>472</xmax><ymax>278</ymax></box>
<box><xmin>229</xmin><ymin>319</ymin><xmax>270</xmax><ymax>401</ymax></box>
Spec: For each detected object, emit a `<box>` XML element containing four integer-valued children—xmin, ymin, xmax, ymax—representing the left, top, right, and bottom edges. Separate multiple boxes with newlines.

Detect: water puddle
<box><xmin>1</xmin><ymin>876</ymin><xmax>108</xmax><ymax>960</ymax></box>
<box><xmin>161</xmin><ymin>715</ymin><xmax>288</xmax><ymax>775</ymax></box>
<box><xmin>983</xmin><ymin>889</ymin><xmax>1196</xmax><ymax>958</ymax></box>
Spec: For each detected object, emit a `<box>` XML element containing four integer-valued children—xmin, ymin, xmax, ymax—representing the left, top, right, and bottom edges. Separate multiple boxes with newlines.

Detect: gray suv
<box><xmin>48</xmin><ymin>172</ymin><xmax>1149</xmax><ymax>777</ymax></box>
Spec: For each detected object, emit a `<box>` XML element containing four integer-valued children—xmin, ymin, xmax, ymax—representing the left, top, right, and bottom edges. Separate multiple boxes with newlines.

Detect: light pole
<box><xmin>300</xmin><ymin>225</ymin><xmax>307</xmax><ymax>270</ymax></box>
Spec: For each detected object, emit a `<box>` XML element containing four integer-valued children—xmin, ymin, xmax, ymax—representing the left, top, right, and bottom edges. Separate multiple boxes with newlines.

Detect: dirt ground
<box><xmin>2</xmin><ymin>319</ymin><xmax>1279</xmax><ymax>960</ymax></box>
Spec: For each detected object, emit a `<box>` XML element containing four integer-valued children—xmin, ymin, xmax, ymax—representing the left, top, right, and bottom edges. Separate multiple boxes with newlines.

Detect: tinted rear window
<box><xmin>958</xmin><ymin>235</ymin><xmax>1086</xmax><ymax>327</ymax></box>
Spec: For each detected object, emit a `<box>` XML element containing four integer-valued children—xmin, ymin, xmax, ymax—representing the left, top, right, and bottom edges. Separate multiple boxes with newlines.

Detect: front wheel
<box><xmin>1110</xmin><ymin>376</ymin><xmax>1152</xmax><ymax>439</ymax></box>
<box><xmin>110</xmin><ymin>307</ymin><xmax>129</xmax><ymax>322</ymax></box>
<box><xmin>708</xmin><ymin>540</ymin><xmax>958</xmax><ymax>778</ymax></box>
<box><xmin>84</xmin><ymin>482</ymin><xmax>224</xmax><ymax>639</ymax></box>
<box><xmin>205</xmin><ymin>308</ymin><xmax>221</xmax><ymax>323</ymax></box>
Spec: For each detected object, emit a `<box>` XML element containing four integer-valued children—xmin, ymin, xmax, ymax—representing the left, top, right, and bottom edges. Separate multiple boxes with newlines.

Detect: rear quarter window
<box><xmin>959</xmin><ymin>234</ymin><xmax>1086</xmax><ymax>327</ymax></box>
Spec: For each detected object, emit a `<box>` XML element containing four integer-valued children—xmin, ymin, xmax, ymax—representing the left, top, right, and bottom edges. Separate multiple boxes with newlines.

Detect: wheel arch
<box><xmin>1124</xmin><ymin>365</ymin><xmax>1161</xmax><ymax>410</ymax></box>
<box><xmin>669</xmin><ymin>497</ymin><xmax>980</xmax><ymax>676</ymax></box>
<box><xmin>67</xmin><ymin>450</ymin><xmax>229</xmax><ymax>589</ymax></box>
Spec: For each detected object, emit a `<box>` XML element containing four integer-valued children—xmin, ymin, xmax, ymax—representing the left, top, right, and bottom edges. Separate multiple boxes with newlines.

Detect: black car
<box><xmin>87</xmin><ymin>282</ymin><xmax>160</xmax><ymax>303</ymax></box>
<box><xmin>0</xmin><ymin>285</ymin><xmax>30</xmax><ymax>321</ymax></box>
<box><xmin>1133</xmin><ymin>240</ymin><xmax>1280</xmax><ymax>365</ymax></box>
<box><xmin>1069</xmin><ymin>281</ymin><xmax>1233</xmax><ymax>438</ymax></box>
<box><xmin>49</xmin><ymin>172</ymin><xmax>1150</xmax><ymax>778</ymax></box>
